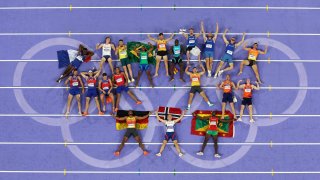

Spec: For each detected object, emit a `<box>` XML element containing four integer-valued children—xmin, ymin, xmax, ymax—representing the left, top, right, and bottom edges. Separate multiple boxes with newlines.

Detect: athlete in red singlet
<box><xmin>98</xmin><ymin>73</ymin><xmax>115</xmax><ymax>113</ymax></box>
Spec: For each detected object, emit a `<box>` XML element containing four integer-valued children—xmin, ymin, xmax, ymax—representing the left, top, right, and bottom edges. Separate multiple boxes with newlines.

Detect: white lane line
<box><xmin>0</xmin><ymin>114</ymin><xmax>319</xmax><ymax>117</ymax></box>
<box><xmin>0</xmin><ymin>170</ymin><xmax>319</xmax><ymax>174</ymax></box>
<box><xmin>0</xmin><ymin>142</ymin><xmax>319</xmax><ymax>145</ymax></box>
<box><xmin>1</xmin><ymin>59</ymin><xmax>320</xmax><ymax>63</ymax></box>
<box><xmin>1</xmin><ymin>86</ymin><xmax>320</xmax><ymax>90</ymax></box>
<box><xmin>0</xmin><ymin>6</ymin><xmax>320</xmax><ymax>10</ymax></box>
<box><xmin>0</xmin><ymin>32</ymin><xmax>320</xmax><ymax>36</ymax></box>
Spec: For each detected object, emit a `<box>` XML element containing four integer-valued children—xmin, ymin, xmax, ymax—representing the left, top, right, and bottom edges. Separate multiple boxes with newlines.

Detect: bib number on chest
<box><xmin>206</xmin><ymin>44</ymin><xmax>213</xmax><ymax>48</ymax></box>
<box><xmin>159</xmin><ymin>44</ymin><xmax>166</xmax><ymax>48</ymax></box>
<box><xmin>248</xmin><ymin>54</ymin><xmax>256</xmax><ymax>60</ymax></box>
<box><xmin>192</xmin><ymin>78</ymin><xmax>199</xmax><ymax>82</ymax></box>
<box><xmin>224</xmin><ymin>85</ymin><xmax>231</xmax><ymax>90</ymax></box>
<box><xmin>226</xmin><ymin>50</ymin><xmax>233</xmax><ymax>55</ymax></box>
<box><xmin>210</xmin><ymin>121</ymin><xmax>217</xmax><ymax>126</ymax></box>
<box><xmin>72</xmin><ymin>82</ymin><xmax>79</xmax><ymax>86</ymax></box>
<box><xmin>245</xmin><ymin>89</ymin><xmax>251</xmax><ymax>93</ymax></box>
<box><xmin>116</xmin><ymin>78</ymin><xmax>123</xmax><ymax>83</ymax></box>
<box><xmin>189</xmin><ymin>40</ymin><xmax>195</xmax><ymax>44</ymax></box>
<box><xmin>88</xmin><ymin>83</ymin><xmax>94</xmax><ymax>87</ymax></box>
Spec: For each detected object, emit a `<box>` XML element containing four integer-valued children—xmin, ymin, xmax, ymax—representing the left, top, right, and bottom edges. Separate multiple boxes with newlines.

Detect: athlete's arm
<box><xmin>98</xmin><ymin>80</ymin><xmax>104</xmax><ymax>92</ymax></box>
<box><xmin>115</xmin><ymin>46</ymin><xmax>119</xmax><ymax>56</ymax></box>
<box><xmin>252</xmin><ymin>81</ymin><xmax>260</xmax><ymax>90</ymax></box>
<box><xmin>213</xmin><ymin>22</ymin><xmax>219</xmax><ymax>42</ymax></box>
<box><xmin>147</xmin><ymin>35</ymin><xmax>157</xmax><ymax>42</ymax></box>
<box><xmin>232</xmin><ymin>82</ymin><xmax>237</xmax><ymax>90</ymax></box>
<box><xmin>222</xmin><ymin>29</ymin><xmax>229</xmax><ymax>44</ymax></box>
<box><xmin>108</xmin><ymin>79</ymin><xmax>113</xmax><ymax>94</ymax></box>
<box><xmin>235</xmin><ymin>32</ymin><xmax>246</xmax><ymax>48</ymax></box>
<box><xmin>259</xmin><ymin>45</ymin><xmax>268</xmax><ymax>55</ymax></box>
<box><xmin>78</xmin><ymin>77</ymin><xmax>85</xmax><ymax>93</ymax></box>
<box><xmin>185</xmin><ymin>66</ymin><xmax>191</xmax><ymax>75</ymax></box>
<box><xmin>64</xmin><ymin>76</ymin><xmax>71</xmax><ymax>86</ymax></box>
<box><xmin>242</xmin><ymin>42</ymin><xmax>251</xmax><ymax>51</ymax></box>
<box><xmin>136</xmin><ymin>112</ymin><xmax>152</xmax><ymax>120</ymax></box>
<box><xmin>112</xmin><ymin>114</ymin><xmax>127</xmax><ymax>121</ymax></box>
<box><xmin>201</xmin><ymin>21</ymin><xmax>207</xmax><ymax>42</ymax></box>
<box><xmin>182</xmin><ymin>32</ymin><xmax>188</xmax><ymax>39</ymax></box>
<box><xmin>237</xmin><ymin>80</ymin><xmax>243</xmax><ymax>89</ymax></box>
<box><xmin>94</xmin><ymin>70</ymin><xmax>101</xmax><ymax>78</ymax></box>
<box><xmin>96</xmin><ymin>43</ymin><xmax>103</xmax><ymax>50</ymax></box>
<box><xmin>174</xmin><ymin>111</ymin><xmax>186</xmax><ymax>123</ymax></box>
<box><xmin>195</xmin><ymin>31</ymin><xmax>202</xmax><ymax>38</ymax></box>
<box><xmin>111</xmin><ymin>44</ymin><xmax>116</xmax><ymax>51</ymax></box>
<box><xmin>166</xmin><ymin>33</ymin><xmax>175</xmax><ymax>41</ymax></box>
<box><xmin>155</xmin><ymin>111</ymin><xmax>166</xmax><ymax>124</ymax></box>
<box><xmin>198</xmin><ymin>64</ymin><xmax>206</xmax><ymax>76</ymax></box>
<box><xmin>219</xmin><ymin>81</ymin><xmax>224</xmax><ymax>89</ymax></box>
<box><xmin>80</xmin><ymin>72</ymin><xmax>88</xmax><ymax>80</ymax></box>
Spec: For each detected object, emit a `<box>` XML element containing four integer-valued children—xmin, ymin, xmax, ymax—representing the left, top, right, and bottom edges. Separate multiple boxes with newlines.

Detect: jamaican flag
<box><xmin>127</xmin><ymin>41</ymin><xmax>156</xmax><ymax>65</ymax></box>
<box><xmin>191</xmin><ymin>110</ymin><xmax>234</xmax><ymax>138</ymax></box>
<box><xmin>115</xmin><ymin>110</ymin><xmax>149</xmax><ymax>130</ymax></box>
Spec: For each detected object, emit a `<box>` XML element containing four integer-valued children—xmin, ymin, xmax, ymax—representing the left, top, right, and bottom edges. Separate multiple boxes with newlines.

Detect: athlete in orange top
<box><xmin>113</xmin><ymin>110</ymin><xmax>152</xmax><ymax>156</ymax></box>
<box><xmin>185</xmin><ymin>64</ymin><xmax>214</xmax><ymax>110</ymax></box>
<box><xmin>238</xmin><ymin>42</ymin><xmax>268</xmax><ymax>84</ymax></box>
<box><xmin>217</xmin><ymin>74</ymin><xmax>237</xmax><ymax>120</ymax></box>
<box><xmin>237</xmin><ymin>79</ymin><xmax>260</xmax><ymax>123</ymax></box>
<box><xmin>148</xmin><ymin>33</ymin><xmax>174</xmax><ymax>77</ymax></box>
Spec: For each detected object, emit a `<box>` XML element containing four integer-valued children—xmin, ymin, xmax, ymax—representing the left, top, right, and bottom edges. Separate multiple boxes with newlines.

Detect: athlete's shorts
<box><xmin>139</xmin><ymin>64</ymin><xmax>150</xmax><ymax>71</ymax></box>
<box><xmin>120</xmin><ymin>58</ymin><xmax>130</xmax><ymax>66</ymax></box>
<box><xmin>221</xmin><ymin>54</ymin><xmax>233</xmax><ymax>63</ymax></box>
<box><xmin>190</xmin><ymin>86</ymin><xmax>203</xmax><ymax>94</ymax></box>
<box><xmin>204</xmin><ymin>51</ymin><xmax>214</xmax><ymax>59</ymax></box>
<box><xmin>99</xmin><ymin>89</ymin><xmax>110</xmax><ymax>96</ymax></box>
<box><xmin>165</xmin><ymin>132</ymin><xmax>177</xmax><ymax>141</ymax></box>
<box><xmin>242</xmin><ymin>98</ymin><xmax>252</xmax><ymax>106</ymax></box>
<box><xmin>124</xmin><ymin>128</ymin><xmax>139</xmax><ymax>138</ymax></box>
<box><xmin>71</xmin><ymin>58</ymin><xmax>82</xmax><ymax>69</ymax></box>
<box><xmin>172</xmin><ymin>57</ymin><xmax>182</xmax><ymax>64</ymax></box>
<box><xmin>247</xmin><ymin>60</ymin><xmax>257</xmax><ymax>67</ymax></box>
<box><xmin>222</xmin><ymin>93</ymin><xmax>233</xmax><ymax>103</ymax></box>
<box><xmin>157</xmin><ymin>51</ymin><xmax>167</xmax><ymax>57</ymax></box>
<box><xmin>69</xmin><ymin>88</ymin><xmax>80</xmax><ymax>96</ymax></box>
<box><xmin>116</xmin><ymin>85</ymin><xmax>129</xmax><ymax>94</ymax></box>
<box><xmin>103</xmin><ymin>55</ymin><xmax>111</xmax><ymax>60</ymax></box>
<box><xmin>187</xmin><ymin>46</ymin><xmax>195</xmax><ymax>51</ymax></box>
<box><xmin>207</xmin><ymin>130</ymin><xmax>218</xmax><ymax>136</ymax></box>
<box><xmin>86</xmin><ymin>89</ymin><xmax>98</xmax><ymax>98</ymax></box>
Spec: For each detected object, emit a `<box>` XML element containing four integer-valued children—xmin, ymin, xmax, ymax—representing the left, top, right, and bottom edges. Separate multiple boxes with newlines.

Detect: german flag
<box><xmin>115</xmin><ymin>110</ymin><xmax>150</xmax><ymax>130</ymax></box>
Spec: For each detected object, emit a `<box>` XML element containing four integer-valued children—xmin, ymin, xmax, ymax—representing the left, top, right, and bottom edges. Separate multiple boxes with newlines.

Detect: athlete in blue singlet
<box><xmin>182</xmin><ymin>21</ymin><xmax>202</xmax><ymax>64</ymax></box>
<box><xmin>201</xmin><ymin>21</ymin><xmax>219</xmax><ymax>77</ymax></box>
<box><xmin>213</xmin><ymin>29</ymin><xmax>246</xmax><ymax>78</ymax></box>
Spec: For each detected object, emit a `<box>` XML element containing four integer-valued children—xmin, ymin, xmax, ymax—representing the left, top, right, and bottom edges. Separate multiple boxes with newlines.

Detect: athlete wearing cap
<box><xmin>96</xmin><ymin>37</ymin><xmax>116</xmax><ymax>74</ymax></box>
<box><xmin>148</xmin><ymin>33</ymin><xmax>174</xmax><ymax>77</ymax></box>
<box><xmin>238</xmin><ymin>42</ymin><xmax>268</xmax><ymax>84</ymax></box>
<box><xmin>201</xmin><ymin>21</ymin><xmax>219</xmax><ymax>77</ymax></box>
<box><xmin>214</xmin><ymin>29</ymin><xmax>246</xmax><ymax>78</ymax></box>
<box><xmin>155</xmin><ymin>110</ymin><xmax>186</xmax><ymax>157</ymax></box>
<box><xmin>237</xmin><ymin>78</ymin><xmax>260</xmax><ymax>123</ymax></box>
<box><xmin>185</xmin><ymin>64</ymin><xmax>214</xmax><ymax>110</ymax></box>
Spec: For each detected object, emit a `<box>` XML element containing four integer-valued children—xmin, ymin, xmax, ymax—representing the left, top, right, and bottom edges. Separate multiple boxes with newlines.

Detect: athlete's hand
<box><xmin>103</xmin><ymin>90</ymin><xmax>106</xmax><ymax>94</ymax></box>
<box><xmin>224</xmin><ymin>29</ymin><xmax>229</xmax><ymax>33</ymax></box>
<box><xmin>243</xmin><ymin>32</ymin><xmax>246</xmax><ymax>36</ymax></box>
<box><xmin>238</xmin><ymin>80</ymin><xmax>243</xmax><ymax>83</ymax></box>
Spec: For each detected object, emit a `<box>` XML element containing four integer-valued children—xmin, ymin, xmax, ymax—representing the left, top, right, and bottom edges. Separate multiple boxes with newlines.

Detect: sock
<box><xmin>207</xmin><ymin>101</ymin><xmax>211</xmax><ymax>105</ymax></box>
<box><xmin>188</xmin><ymin>104</ymin><xmax>191</xmax><ymax>108</ymax></box>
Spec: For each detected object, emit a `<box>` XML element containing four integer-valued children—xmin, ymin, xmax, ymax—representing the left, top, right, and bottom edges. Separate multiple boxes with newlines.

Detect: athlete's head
<box><xmin>73</xmin><ymin>69</ymin><xmax>78</xmax><ymax>75</ymax></box>
<box><xmin>105</xmin><ymin>36</ymin><xmax>111</xmax><ymax>43</ymax></box>
<box><xmin>174</xmin><ymin>39</ymin><xmax>179</xmax><ymax>46</ymax></box>
<box><xmin>192</xmin><ymin>67</ymin><xmax>197</xmax><ymax>73</ymax></box>
<box><xmin>88</xmin><ymin>70</ymin><xmax>93</xmax><ymax>77</ymax></box>
<box><xmin>102</xmin><ymin>73</ymin><xmax>107</xmax><ymax>80</ymax></box>
<box><xmin>167</xmin><ymin>114</ymin><xmax>173</xmax><ymax>121</ymax></box>
<box><xmin>115</xmin><ymin>67</ymin><xmax>120</xmax><ymax>74</ymax></box>
<box><xmin>118</xmin><ymin>39</ymin><xmax>124</xmax><ymax>46</ymax></box>
<box><xmin>226</xmin><ymin>74</ymin><xmax>231</xmax><ymax>80</ymax></box>
<box><xmin>207</xmin><ymin>32</ymin><xmax>213</xmax><ymax>39</ymax></box>
<box><xmin>141</xmin><ymin>46</ymin><xmax>147</xmax><ymax>52</ymax></box>
<box><xmin>189</xmin><ymin>28</ymin><xmax>194</xmax><ymax>35</ymax></box>
<box><xmin>159</xmin><ymin>33</ymin><xmax>164</xmax><ymax>40</ymax></box>
<box><xmin>230</xmin><ymin>37</ymin><xmax>236</xmax><ymax>44</ymax></box>
<box><xmin>128</xmin><ymin>110</ymin><xmax>134</xmax><ymax>116</ymax></box>
<box><xmin>252</xmin><ymin>43</ymin><xmax>258</xmax><ymax>49</ymax></box>
<box><xmin>246</xmin><ymin>78</ymin><xmax>251</xmax><ymax>84</ymax></box>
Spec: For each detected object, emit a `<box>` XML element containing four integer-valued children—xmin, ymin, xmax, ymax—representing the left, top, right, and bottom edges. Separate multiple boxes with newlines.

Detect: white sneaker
<box><xmin>186</xmin><ymin>106</ymin><xmax>191</xmax><ymax>110</ymax></box>
<box><xmin>218</xmin><ymin>70</ymin><xmax>223</xmax><ymax>77</ymax></box>
<box><xmin>208</xmin><ymin>71</ymin><xmax>211</xmax><ymax>77</ymax></box>
<box><xmin>58</xmin><ymin>75</ymin><xmax>63</xmax><ymax>83</ymax></box>
<box><xmin>237</xmin><ymin>118</ymin><xmax>243</xmax><ymax>122</ymax></box>
<box><xmin>131</xmin><ymin>78</ymin><xmax>135</xmax><ymax>82</ymax></box>
<box><xmin>213</xmin><ymin>75</ymin><xmax>217</xmax><ymax>79</ymax></box>
<box><xmin>208</xmin><ymin>102</ymin><xmax>214</xmax><ymax>107</ymax></box>
<box><xmin>128</xmin><ymin>79</ymin><xmax>131</xmax><ymax>83</ymax></box>
<box><xmin>156</xmin><ymin>153</ymin><xmax>161</xmax><ymax>157</ymax></box>
<box><xmin>196</xmin><ymin>152</ymin><xmax>204</xmax><ymax>156</ymax></box>
<box><xmin>179</xmin><ymin>153</ymin><xmax>183</xmax><ymax>157</ymax></box>
<box><xmin>250</xmin><ymin>119</ymin><xmax>255</xmax><ymax>123</ymax></box>
<box><xmin>214</xmin><ymin>154</ymin><xmax>221</xmax><ymax>158</ymax></box>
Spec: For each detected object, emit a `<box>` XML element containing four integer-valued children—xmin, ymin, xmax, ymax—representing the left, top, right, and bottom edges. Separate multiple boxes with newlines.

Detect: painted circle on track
<box><xmin>166</xmin><ymin>38</ymin><xmax>307</xmax><ymax>169</ymax></box>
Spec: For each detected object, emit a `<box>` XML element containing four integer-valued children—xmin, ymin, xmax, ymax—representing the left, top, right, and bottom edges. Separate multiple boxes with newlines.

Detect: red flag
<box><xmin>157</xmin><ymin>106</ymin><xmax>182</xmax><ymax>122</ymax></box>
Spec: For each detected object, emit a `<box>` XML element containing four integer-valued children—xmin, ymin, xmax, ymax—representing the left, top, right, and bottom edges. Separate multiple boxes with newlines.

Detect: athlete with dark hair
<box><xmin>134</xmin><ymin>44</ymin><xmax>155</xmax><ymax>87</ymax></box>
<box><xmin>98</xmin><ymin>73</ymin><xmax>115</xmax><ymax>113</ymax></box>
<box><xmin>169</xmin><ymin>39</ymin><xmax>186</xmax><ymax>82</ymax></box>
<box><xmin>96</xmin><ymin>36</ymin><xmax>116</xmax><ymax>74</ymax></box>
<box><xmin>116</xmin><ymin>39</ymin><xmax>135</xmax><ymax>83</ymax></box>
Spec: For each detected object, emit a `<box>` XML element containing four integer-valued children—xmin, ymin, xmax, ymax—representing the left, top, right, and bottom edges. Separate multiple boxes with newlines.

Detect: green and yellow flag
<box><xmin>127</xmin><ymin>41</ymin><xmax>156</xmax><ymax>65</ymax></box>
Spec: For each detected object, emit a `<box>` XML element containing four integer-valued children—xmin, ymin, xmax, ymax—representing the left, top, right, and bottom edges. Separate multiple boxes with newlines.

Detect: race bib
<box><xmin>72</xmin><ymin>82</ymin><xmax>79</xmax><ymax>86</ymax></box>
<box><xmin>206</xmin><ymin>44</ymin><xmax>212</xmax><ymax>48</ymax></box>
<box><xmin>76</xmin><ymin>55</ymin><xmax>83</xmax><ymax>61</ymax></box>
<box><xmin>88</xmin><ymin>83</ymin><xmax>94</xmax><ymax>87</ymax></box>
<box><xmin>224</xmin><ymin>85</ymin><xmax>231</xmax><ymax>90</ymax></box>
<box><xmin>159</xmin><ymin>44</ymin><xmax>166</xmax><ymax>49</ymax></box>
<box><xmin>189</xmin><ymin>40</ymin><xmax>195</xmax><ymax>44</ymax></box>
<box><xmin>116</xmin><ymin>78</ymin><xmax>123</xmax><ymax>83</ymax></box>
<box><xmin>174</xmin><ymin>50</ymin><xmax>180</xmax><ymax>54</ymax></box>
<box><xmin>141</xmin><ymin>55</ymin><xmax>147</xmax><ymax>59</ymax></box>
<box><xmin>192</xmin><ymin>78</ymin><xmax>199</xmax><ymax>82</ymax></box>
<box><xmin>226</xmin><ymin>50</ymin><xmax>233</xmax><ymax>55</ymax></box>
<box><xmin>245</xmin><ymin>89</ymin><xmax>251</xmax><ymax>93</ymax></box>
<box><xmin>248</xmin><ymin>54</ymin><xmax>256</xmax><ymax>60</ymax></box>
<box><xmin>120</xmin><ymin>51</ymin><xmax>127</xmax><ymax>55</ymax></box>
<box><xmin>103</xmin><ymin>87</ymin><xmax>109</xmax><ymax>90</ymax></box>
<box><xmin>127</xmin><ymin>124</ymin><xmax>135</xmax><ymax>128</ymax></box>
<box><xmin>210</xmin><ymin>121</ymin><xmax>217</xmax><ymax>125</ymax></box>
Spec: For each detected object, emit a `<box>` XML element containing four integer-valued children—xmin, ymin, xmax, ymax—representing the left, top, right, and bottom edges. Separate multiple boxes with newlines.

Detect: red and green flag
<box><xmin>191</xmin><ymin>110</ymin><xmax>234</xmax><ymax>138</ymax></box>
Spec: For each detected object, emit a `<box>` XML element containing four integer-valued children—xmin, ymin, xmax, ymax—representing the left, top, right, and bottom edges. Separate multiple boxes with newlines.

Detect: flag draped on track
<box><xmin>57</xmin><ymin>49</ymin><xmax>91</xmax><ymax>68</ymax></box>
<box><xmin>157</xmin><ymin>106</ymin><xmax>182</xmax><ymax>122</ymax></box>
<box><xmin>115</xmin><ymin>110</ymin><xmax>150</xmax><ymax>130</ymax></box>
<box><xmin>191</xmin><ymin>110</ymin><xmax>234</xmax><ymax>138</ymax></box>
<box><xmin>127</xmin><ymin>41</ymin><xmax>156</xmax><ymax>65</ymax></box>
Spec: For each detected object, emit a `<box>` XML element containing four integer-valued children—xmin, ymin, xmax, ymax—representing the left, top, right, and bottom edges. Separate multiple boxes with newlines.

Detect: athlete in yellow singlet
<box><xmin>116</xmin><ymin>39</ymin><xmax>135</xmax><ymax>83</ymax></box>
<box><xmin>185</xmin><ymin>64</ymin><xmax>214</xmax><ymax>110</ymax></box>
<box><xmin>148</xmin><ymin>33</ymin><xmax>174</xmax><ymax>77</ymax></box>
<box><xmin>238</xmin><ymin>42</ymin><xmax>268</xmax><ymax>84</ymax></box>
